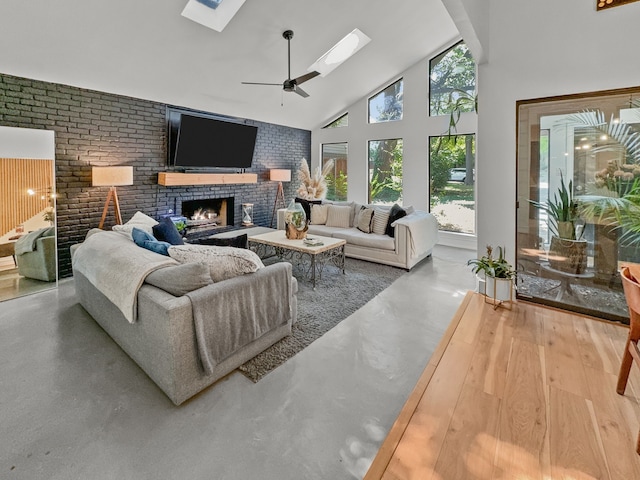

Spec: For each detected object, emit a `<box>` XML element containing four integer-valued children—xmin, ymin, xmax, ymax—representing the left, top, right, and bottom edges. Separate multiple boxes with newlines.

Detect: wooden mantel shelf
<box><xmin>158</xmin><ymin>172</ymin><xmax>257</xmax><ymax>186</ymax></box>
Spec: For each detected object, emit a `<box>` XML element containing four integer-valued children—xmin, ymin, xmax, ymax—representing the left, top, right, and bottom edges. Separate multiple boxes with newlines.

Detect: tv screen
<box><xmin>173</xmin><ymin>114</ymin><xmax>258</xmax><ymax>169</ymax></box>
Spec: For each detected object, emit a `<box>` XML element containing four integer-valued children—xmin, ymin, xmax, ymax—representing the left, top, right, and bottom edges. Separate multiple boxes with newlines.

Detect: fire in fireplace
<box><xmin>181</xmin><ymin>197</ymin><xmax>234</xmax><ymax>233</ymax></box>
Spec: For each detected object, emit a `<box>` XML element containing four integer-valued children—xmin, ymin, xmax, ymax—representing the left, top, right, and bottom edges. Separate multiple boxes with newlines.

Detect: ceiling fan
<box><xmin>242</xmin><ymin>30</ymin><xmax>319</xmax><ymax>98</ymax></box>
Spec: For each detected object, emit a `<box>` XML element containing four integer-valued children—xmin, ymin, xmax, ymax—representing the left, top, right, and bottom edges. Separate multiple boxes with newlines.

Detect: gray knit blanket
<box><xmin>187</xmin><ymin>262</ymin><xmax>292</xmax><ymax>374</ymax></box>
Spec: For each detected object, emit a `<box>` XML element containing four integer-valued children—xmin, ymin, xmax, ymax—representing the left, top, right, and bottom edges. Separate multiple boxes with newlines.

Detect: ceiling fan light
<box><xmin>308</xmin><ymin>28</ymin><xmax>371</xmax><ymax>77</ymax></box>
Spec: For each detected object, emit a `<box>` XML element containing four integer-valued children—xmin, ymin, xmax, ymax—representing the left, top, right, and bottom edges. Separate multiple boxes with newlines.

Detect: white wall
<box><xmin>469</xmin><ymin>0</ymin><xmax>640</xmax><ymax>261</ymax></box>
<box><xmin>311</xmin><ymin>41</ymin><xmax>478</xmax><ymax>249</ymax></box>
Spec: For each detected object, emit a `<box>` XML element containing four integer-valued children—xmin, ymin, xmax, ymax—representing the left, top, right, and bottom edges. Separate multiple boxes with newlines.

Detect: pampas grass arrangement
<box><xmin>296</xmin><ymin>158</ymin><xmax>334</xmax><ymax>200</ymax></box>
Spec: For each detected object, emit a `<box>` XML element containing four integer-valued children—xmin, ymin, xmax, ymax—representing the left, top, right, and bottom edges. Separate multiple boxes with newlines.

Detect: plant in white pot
<box><xmin>468</xmin><ymin>245</ymin><xmax>516</xmax><ymax>306</ymax></box>
<box><xmin>529</xmin><ymin>173</ymin><xmax>587</xmax><ymax>274</ymax></box>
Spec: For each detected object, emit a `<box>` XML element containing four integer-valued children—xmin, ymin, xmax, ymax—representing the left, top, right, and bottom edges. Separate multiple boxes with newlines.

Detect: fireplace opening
<box><xmin>181</xmin><ymin>196</ymin><xmax>234</xmax><ymax>235</ymax></box>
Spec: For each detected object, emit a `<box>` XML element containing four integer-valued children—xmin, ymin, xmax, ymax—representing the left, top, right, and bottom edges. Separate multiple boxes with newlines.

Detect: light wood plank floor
<box><xmin>365</xmin><ymin>292</ymin><xmax>640</xmax><ymax>480</ymax></box>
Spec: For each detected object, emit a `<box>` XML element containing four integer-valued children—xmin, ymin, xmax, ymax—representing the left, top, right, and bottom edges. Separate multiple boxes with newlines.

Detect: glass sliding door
<box><xmin>516</xmin><ymin>87</ymin><xmax>640</xmax><ymax>322</ymax></box>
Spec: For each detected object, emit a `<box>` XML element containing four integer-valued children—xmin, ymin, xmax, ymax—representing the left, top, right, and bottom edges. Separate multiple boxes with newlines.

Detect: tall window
<box><xmin>429</xmin><ymin>42</ymin><xmax>475</xmax><ymax>117</ymax></box>
<box><xmin>323</xmin><ymin>113</ymin><xmax>348</xmax><ymax>128</ymax></box>
<box><xmin>369</xmin><ymin>79</ymin><xmax>403</xmax><ymax>124</ymax></box>
<box><xmin>429</xmin><ymin>135</ymin><xmax>475</xmax><ymax>234</ymax></box>
<box><xmin>321</xmin><ymin>143</ymin><xmax>348</xmax><ymax>201</ymax></box>
<box><xmin>368</xmin><ymin>139</ymin><xmax>403</xmax><ymax>204</ymax></box>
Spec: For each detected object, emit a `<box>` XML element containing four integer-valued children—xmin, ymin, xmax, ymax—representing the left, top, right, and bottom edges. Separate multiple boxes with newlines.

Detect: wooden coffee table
<box><xmin>248</xmin><ymin>230</ymin><xmax>346</xmax><ymax>289</ymax></box>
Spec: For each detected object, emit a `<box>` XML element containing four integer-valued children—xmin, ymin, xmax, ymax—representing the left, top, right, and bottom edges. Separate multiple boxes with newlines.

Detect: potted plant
<box><xmin>467</xmin><ymin>245</ymin><xmax>516</xmax><ymax>304</ymax></box>
<box><xmin>529</xmin><ymin>173</ymin><xmax>587</xmax><ymax>274</ymax></box>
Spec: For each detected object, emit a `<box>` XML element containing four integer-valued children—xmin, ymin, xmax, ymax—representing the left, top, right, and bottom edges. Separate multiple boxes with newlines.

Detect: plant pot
<box><xmin>549</xmin><ymin>236</ymin><xmax>587</xmax><ymax>274</ymax></box>
<box><xmin>486</xmin><ymin>276</ymin><xmax>513</xmax><ymax>302</ymax></box>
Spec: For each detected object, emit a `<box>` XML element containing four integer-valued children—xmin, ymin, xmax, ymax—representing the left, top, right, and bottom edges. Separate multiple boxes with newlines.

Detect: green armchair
<box><xmin>15</xmin><ymin>228</ymin><xmax>57</xmax><ymax>282</ymax></box>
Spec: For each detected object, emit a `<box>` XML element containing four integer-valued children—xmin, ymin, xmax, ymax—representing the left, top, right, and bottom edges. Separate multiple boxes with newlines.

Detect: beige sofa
<box><xmin>278</xmin><ymin>202</ymin><xmax>438</xmax><ymax>270</ymax></box>
<box><xmin>72</xmin><ymin>229</ymin><xmax>297</xmax><ymax>405</ymax></box>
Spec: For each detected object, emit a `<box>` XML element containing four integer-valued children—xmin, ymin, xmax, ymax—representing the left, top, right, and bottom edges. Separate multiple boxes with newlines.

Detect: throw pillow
<box><xmin>294</xmin><ymin>197</ymin><xmax>322</xmax><ymax>221</ymax></box>
<box><xmin>385</xmin><ymin>204</ymin><xmax>407</xmax><ymax>237</ymax></box>
<box><xmin>145</xmin><ymin>262</ymin><xmax>213</xmax><ymax>296</ymax></box>
<box><xmin>112</xmin><ymin>211</ymin><xmax>158</xmax><ymax>239</ymax></box>
<box><xmin>324</xmin><ymin>200</ymin><xmax>356</xmax><ymax>226</ymax></box>
<box><xmin>196</xmin><ymin>233</ymin><xmax>248</xmax><ymax>249</ymax></box>
<box><xmin>131</xmin><ymin>227</ymin><xmax>171</xmax><ymax>256</ymax></box>
<box><xmin>371</xmin><ymin>209</ymin><xmax>390</xmax><ymax>235</ymax></box>
<box><xmin>325</xmin><ymin>205</ymin><xmax>351</xmax><ymax>228</ymax></box>
<box><xmin>356</xmin><ymin>208</ymin><xmax>375</xmax><ymax>233</ymax></box>
<box><xmin>153</xmin><ymin>217</ymin><xmax>185</xmax><ymax>245</ymax></box>
<box><xmin>310</xmin><ymin>204</ymin><xmax>329</xmax><ymax>225</ymax></box>
<box><xmin>168</xmin><ymin>244</ymin><xmax>264</xmax><ymax>283</ymax></box>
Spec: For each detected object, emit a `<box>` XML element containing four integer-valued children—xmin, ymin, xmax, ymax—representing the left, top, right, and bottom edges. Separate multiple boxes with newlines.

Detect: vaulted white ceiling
<box><xmin>0</xmin><ymin>0</ymin><xmax>459</xmax><ymax>130</ymax></box>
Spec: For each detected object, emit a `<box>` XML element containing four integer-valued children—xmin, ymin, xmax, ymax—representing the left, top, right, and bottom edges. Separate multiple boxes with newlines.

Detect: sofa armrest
<box><xmin>276</xmin><ymin>208</ymin><xmax>287</xmax><ymax>230</ymax></box>
<box><xmin>392</xmin><ymin>210</ymin><xmax>439</xmax><ymax>261</ymax></box>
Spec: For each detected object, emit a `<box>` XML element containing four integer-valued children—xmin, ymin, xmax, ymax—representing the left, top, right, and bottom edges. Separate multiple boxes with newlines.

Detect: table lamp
<box><xmin>92</xmin><ymin>166</ymin><xmax>134</xmax><ymax>229</ymax></box>
<box><xmin>269</xmin><ymin>169</ymin><xmax>291</xmax><ymax>227</ymax></box>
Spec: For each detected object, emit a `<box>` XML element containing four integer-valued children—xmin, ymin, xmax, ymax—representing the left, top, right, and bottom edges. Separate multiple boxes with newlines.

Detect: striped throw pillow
<box><xmin>326</xmin><ymin>205</ymin><xmax>352</xmax><ymax>228</ymax></box>
<box><xmin>371</xmin><ymin>209</ymin><xmax>390</xmax><ymax>235</ymax></box>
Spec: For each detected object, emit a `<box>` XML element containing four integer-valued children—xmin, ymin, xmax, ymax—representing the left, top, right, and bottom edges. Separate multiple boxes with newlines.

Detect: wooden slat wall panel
<box><xmin>0</xmin><ymin>158</ymin><xmax>53</xmax><ymax>237</ymax></box>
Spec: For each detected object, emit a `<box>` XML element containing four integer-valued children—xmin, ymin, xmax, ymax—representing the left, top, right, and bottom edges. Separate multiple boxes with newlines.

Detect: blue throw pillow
<box><xmin>153</xmin><ymin>217</ymin><xmax>184</xmax><ymax>245</ymax></box>
<box><xmin>132</xmin><ymin>227</ymin><xmax>171</xmax><ymax>256</ymax></box>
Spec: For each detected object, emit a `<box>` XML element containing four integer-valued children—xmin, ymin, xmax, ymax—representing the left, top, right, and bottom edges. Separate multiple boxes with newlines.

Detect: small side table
<box><xmin>540</xmin><ymin>262</ymin><xmax>594</xmax><ymax>302</ymax></box>
<box><xmin>0</xmin><ymin>242</ymin><xmax>17</xmax><ymax>267</ymax></box>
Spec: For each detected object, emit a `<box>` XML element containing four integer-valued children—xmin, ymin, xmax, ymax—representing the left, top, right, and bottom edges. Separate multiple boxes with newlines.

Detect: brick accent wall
<box><xmin>0</xmin><ymin>73</ymin><xmax>310</xmax><ymax>277</ymax></box>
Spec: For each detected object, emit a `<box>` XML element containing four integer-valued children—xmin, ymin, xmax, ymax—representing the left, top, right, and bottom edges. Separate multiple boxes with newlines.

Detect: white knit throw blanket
<box><xmin>72</xmin><ymin>231</ymin><xmax>176</xmax><ymax>323</ymax></box>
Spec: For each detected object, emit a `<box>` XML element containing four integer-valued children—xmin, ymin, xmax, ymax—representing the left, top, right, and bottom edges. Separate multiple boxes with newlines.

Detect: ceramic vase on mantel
<box><xmin>284</xmin><ymin>200</ymin><xmax>308</xmax><ymax>240</ymax></box>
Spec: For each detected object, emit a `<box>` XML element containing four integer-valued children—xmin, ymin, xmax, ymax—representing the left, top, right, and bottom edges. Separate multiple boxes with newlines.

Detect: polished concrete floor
<box><xmin>0</xmin><ymin>245</ymin><xmax>476</xmax><ymax>480</ymax></box>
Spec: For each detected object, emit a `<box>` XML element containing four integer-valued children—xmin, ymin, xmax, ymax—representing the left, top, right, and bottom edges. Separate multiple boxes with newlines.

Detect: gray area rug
<box><xmin>238</xmin><ymin>257</ymin><xmax>406</xmax><ymax>382</ymax></box>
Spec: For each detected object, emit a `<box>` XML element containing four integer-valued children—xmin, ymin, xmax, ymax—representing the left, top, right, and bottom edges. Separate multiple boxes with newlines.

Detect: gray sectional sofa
<box><xmin>71</xmin><ymin>229</ymin><xmax>298</xmax><ymax>405</ymax></box>
<box><xmin>278</xmin><ymin>201</ymin><xmax>438</xmax><ymax>270</ymax></box>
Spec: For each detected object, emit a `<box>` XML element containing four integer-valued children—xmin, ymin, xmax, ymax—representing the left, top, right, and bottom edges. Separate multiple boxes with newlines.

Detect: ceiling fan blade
<box><xmin>241</xmin><ymin>82</ymin><xmax>282</xmax><ymax>86</ymax></box>
<box><xmin>293</xmin><ymin>71</ymin><xmax>320</xmax><ymax>85</ymax></box>
<box><xmin>293</xmin><ymin>85</ymin><xmax>310</xmax><ymax>98</ymax></box>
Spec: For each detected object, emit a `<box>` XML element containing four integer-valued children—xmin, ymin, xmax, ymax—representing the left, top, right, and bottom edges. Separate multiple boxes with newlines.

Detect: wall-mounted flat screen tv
<box><xmin>172</xmin><ymin>114</ymin><xmax>258</xmax><ymax>169</ymax></box>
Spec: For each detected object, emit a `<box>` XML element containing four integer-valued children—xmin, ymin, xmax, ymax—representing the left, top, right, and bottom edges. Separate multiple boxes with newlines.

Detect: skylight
<box><xmin>197</xmin><ymin>0</ymin><xmax>223</xmax><ymax>9</ymax></box>
<box><xmin>182</xmin><ymin>0</ymin><xmax>245</xmax><ymax>32</ymax></box>
<box><xmin>308</xmin><ymin>28</ymin><xmax>371</xmax><ymax>77</ymax></box>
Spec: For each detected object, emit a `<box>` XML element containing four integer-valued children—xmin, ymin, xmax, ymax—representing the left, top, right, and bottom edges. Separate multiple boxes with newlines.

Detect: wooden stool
<box><xmin>616</xmin><ymin>265</ymin><xmax>640</xmax><ymax>454</ymax></box>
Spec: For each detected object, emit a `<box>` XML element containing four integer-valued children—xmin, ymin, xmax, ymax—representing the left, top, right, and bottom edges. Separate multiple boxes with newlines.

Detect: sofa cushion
<box><xmin>326</xmin><ymin>205</ymin><xmax>351</xmax><ymax>228</ymax></box>
<box><xmin>153</xmin><ymin>217</ymin><xmax>184</xmax><ymax>245</ymax></box>
<box><xmin>132</xmin><ymin>227</ymin><xmax>171</xmax><ymax>256</ymax></box>
<box><xmin>307</xmin><ymin>225</ymin><xmax>341</xmax><ymax>237</ymax></box>
<box><xmin>112</xmin><ymin>211</ymin><xmax>158</xmax><ymax>239</ymax></box>
<box><xmin>356</xmin><ymin>208</ymin><xmax>375</xmax><ymax>233</ymax></box>
<box><xmin>324</xmin><ymin>200</ymin><xmax>356</xmax><ymax>226</ymax></box>
<box><xmin>310</xmin><ymin>204</ymin><xmax>329</xmax><ymax>225</ymax></box>
<box><xmin>168</xmin><ymin>244</ymin><xmax>264</xmax><ymax>282</ymax></box>
<box><xmin>332</xmin><ymin>228</ymin><xmax>396</xmax><ymax>250</ymax></box>
<box><xmin>386</xmin><ymin>204</ymin><xmax>407</xmax><ymax>237</ymax></box>
<box><xmin>145</xmin><ymin>262</ymin><xmax>213</xmax><ymax>296</ymax></box>
<box><xmin>371</xmin><ymin>208</ymin><xmax>390</xmax><ymax>235</ymax></box>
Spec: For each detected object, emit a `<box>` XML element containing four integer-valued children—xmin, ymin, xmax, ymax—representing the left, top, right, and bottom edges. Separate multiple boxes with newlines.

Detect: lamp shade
<box><xmin>269</xmin><ymin>169</ymin><xmax>291</xmax><ymax>182</ymax></box>
<box><xmin>92</xmin><ymin>166</ymin><xmax>134</xmax><ymax>187</ymax></box>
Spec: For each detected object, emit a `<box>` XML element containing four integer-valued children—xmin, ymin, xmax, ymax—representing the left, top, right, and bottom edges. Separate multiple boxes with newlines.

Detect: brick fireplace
<box><xmin>181</xmin><ymin>196</ymin><xmax>234</xmax><ymax>236</ymax></box>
